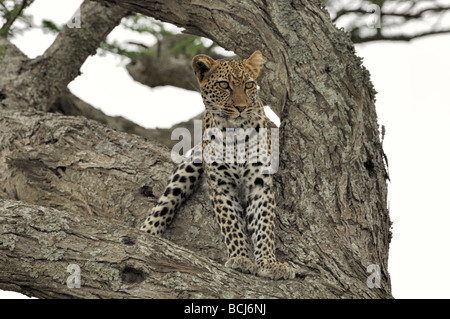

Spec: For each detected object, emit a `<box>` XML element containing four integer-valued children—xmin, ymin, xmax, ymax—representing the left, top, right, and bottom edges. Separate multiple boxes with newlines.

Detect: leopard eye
<box><xmin>245</xmin><ymin>81</ymin><xmax>255</xmax><ymax>90</ymax></box>
<box><xmin>217</xmin><ymin>81</ymin><xmax>230</xmax><ymax>89</ymax></box>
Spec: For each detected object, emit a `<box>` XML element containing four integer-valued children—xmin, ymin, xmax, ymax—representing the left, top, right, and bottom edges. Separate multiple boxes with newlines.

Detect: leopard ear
<box><xmin>244</xmin><ymin>50</ymin><xmax>266</xmax><ymax>78</ymax></box>
<box><xmin>192</xmin><ymin>54</ymin><xmax>218</xmax><ymax>83</ymax></box>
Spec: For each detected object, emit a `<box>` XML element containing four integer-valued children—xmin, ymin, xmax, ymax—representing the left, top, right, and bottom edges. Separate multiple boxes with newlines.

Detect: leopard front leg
<box><xmin>245</xmin><ymin>173</ymin><xmax>295</xmax><ymax>280</ymax></box>
<box><xmin>141</xmin><ymin>161</ymin><xmax>203</xmax><ymax>235</ymax></box>
<box><xmin>210</xmin><ymin>188</ymin><xmax>256</xmax><ymax>275</ymax></box>
<box><xmin>206</xmin><ymin>163</ymin><xmax>256</xmax><ymax>275</ymax></box>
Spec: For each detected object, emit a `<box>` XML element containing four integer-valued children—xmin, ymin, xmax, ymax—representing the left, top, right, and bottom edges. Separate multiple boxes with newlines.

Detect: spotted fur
<box><xmin>141</xmin><ymin>51</ymin><xmax>294</xmax><ymax>280</ymax></box>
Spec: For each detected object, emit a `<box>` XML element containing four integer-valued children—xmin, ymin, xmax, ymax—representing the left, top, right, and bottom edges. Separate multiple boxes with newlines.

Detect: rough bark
<box><xmin>0</xmin><ymin>198</ymin><xmax>324</xmax><ymax>299</ymax></box>
<box><xmin>1</xmin><ymin>0</ymin><xmax>392</xmax><ymax>298</ymax></box>
<box><xmin>96</xmin><ymin>0</ymin><xmax>393</xmax><ymax>298</ymax></box>
<box><xmin>0</xmin><ymin>110</ymin><xmax>315</xmax><ymax>299</ymax></box>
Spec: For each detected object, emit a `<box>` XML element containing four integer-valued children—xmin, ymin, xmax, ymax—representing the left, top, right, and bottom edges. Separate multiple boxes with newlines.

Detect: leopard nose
<box><xmin>234</xmin><ymin>105</ymin><xmax>247</xmax><ymax>112</ymax></box>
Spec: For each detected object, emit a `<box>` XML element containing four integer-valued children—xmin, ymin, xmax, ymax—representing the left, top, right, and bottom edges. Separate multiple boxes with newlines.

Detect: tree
<box><xmin>0</xmin><ymin>0</ymin><xmax>392</xmax><ymax>298</ymax></box>
<box><xmin>105</xmin><ymin>0</ymin><xmax>450</xmax><ymax>149</ymax></box>
<box><xmin>120</xmin><ymin>0</ymin><xmax>450</xmax><ymax>95</ymax></box>
<box><xmin>326</xmin><ymin>0</ymin><xmax>450</xmax><ymax>43</ymax></box>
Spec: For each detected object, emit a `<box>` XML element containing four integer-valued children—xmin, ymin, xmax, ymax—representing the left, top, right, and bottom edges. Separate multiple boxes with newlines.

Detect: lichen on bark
<box><xmin>0</xmin><ymin>0</ymin><xmax>392</xmax><ymax>298</ymax></box>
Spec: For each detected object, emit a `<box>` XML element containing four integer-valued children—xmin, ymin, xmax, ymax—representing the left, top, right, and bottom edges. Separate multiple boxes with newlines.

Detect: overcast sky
<box><xmin>2</xmin><ymin>0</ymin><xmax>450</xmax><ymax>299</ymax></box>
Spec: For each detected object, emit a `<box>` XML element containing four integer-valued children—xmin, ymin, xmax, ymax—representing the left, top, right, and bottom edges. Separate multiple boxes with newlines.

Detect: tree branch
<box><xmin>0</xmin><ymin>110</ymin><xmax>317</xmax><ymax>299</ymax></box>
<box><xmin>0</xmin><ymin>1</ymin><xmax>128</xmax><ymax>111</ymax></box>
<box><xmin>126</xmin><ymin>53</ymin><xmax>199</xmax><ymax>92</ymax></box>
<box><xmin>2</xmin><ymin>0</ymin><xmax>393</xmax><ymax>298</ymax></box>
<box><xmin>125</xmin><ymin>34</ymin><xmax>230</xmax><ymax>92</ymax></box>
<box><xmin>0</xmin><ymin>0</ymin><xmax>30</xmax><ymax>37</ymax></box>
<box><xmin>382</xmin><ymin>4</ymin><xmax>450</xmax><ymax>19</ymax></box>
<box><xmin>0</xmin><ymin>199</ymin><xmax>318</xmax><ymax>298</ymax></box>
<box><xmin>352</xmin><ymin>28</ymin><xmax>450</xmax><ymax>43</ymax></box>
<box><xmin>50</xmin><ymin>88</ymin><xmax>203</xmax><ymax>149</ymax></box>
<box><xmin>331</xmin><ymin>8</ymin><xmax>367</xmax><ymax>23</ymax></box>
<box><xmin>0</xmin><ymin>30</ymin><xmax>198</xmax><ymax>149</ymax></box>
<box><xmin>330</xmin><ymin>1</ymin><xmax>450</xmax><ymax>43</ymax></box>
<box><xmin>332</xmin><ymin>5</ymin><xmax>450</xmax><ymax>22</ymax></box>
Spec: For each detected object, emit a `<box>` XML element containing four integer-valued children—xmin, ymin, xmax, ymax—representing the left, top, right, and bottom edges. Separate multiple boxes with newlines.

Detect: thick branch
<box><xmin>0</xmin><ymin>199</ymin><xmax>319</xmax><ymax>299</ymax></box>
<box><xmin>0</xmin><ymin>109</ymin><xmax>171</xmax><ymax>222</ymax></box>
<box><xmin>0</xmin><ymin>1</ymin><xmax>128</xmax><ymax>111</ymax></box>
<box><xmin>0</xmin><ymin>28</ymin><xmax>196</xmax><ymax>148</ymax></box>
<box><xmin>0</xmin><ymin>110</ymin><xmax>319</xmax><ymax>299</ymax></box>
<box><xmin>125</xmin><ymin>34</ymin><xmax>230</xmax><ymax>92</ymax></box>
<box><xmin>126</xmin><ymin>53</ymin><xmax>199</xmax><ymax>92</ymax></box>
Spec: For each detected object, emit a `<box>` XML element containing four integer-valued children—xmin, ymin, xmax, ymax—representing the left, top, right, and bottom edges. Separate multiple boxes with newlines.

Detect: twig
<box><xmin>352</xmin><ymin>28</ymin><xmax>450</xmax><ymax>43</ymax></box>
<box><xmin>0</xmin><ymin>0</ymin><xmax>29</xmax><ymax>37</ymax></box>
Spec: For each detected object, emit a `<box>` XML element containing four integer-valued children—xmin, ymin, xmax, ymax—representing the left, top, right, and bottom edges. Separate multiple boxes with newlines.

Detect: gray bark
<box><xmin>1</xmin><ymin>0</ymin><xmax>392</xmax><ymax>298</ymax></box>
<box><xmin>0</xmin><ymin>110</ymin><xmax>315</xmax><ymax>299</ymax></box>
<box><xmin>93</xmin><ymin>0</ymin><xmax>392</xmax><ymax>297</ymax></box>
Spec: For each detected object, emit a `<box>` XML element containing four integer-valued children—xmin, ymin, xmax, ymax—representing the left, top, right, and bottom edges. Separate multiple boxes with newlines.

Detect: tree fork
<box><xmin>93</xmin><ymin>0</ymin><xmax>393</xmax><ymax>297</ymax></box>
<box><xmin>1</xmin><ymin>0</ymin><xmax>393</xmax><ymax>298</ymax></box>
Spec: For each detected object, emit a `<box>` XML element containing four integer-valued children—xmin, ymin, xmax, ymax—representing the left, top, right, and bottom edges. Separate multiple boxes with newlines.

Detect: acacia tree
<box><xmin>0</xmin><ymin>0</ymin><xmax>392</xmax><ymax>298</ymax></box>
<box><xmin>326</xmin><ymin>0</ymin><xmax>450</xmax><ymax>43</ymax></box>
<box><xmin>116</xmin><ymin>0</ymin><xmax>450</xmax><ymax>147</ymax></box>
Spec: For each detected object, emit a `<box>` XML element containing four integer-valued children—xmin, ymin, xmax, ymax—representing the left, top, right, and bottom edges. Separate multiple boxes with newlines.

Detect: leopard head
<box><xmin>192</xmin><ymin>51</ymin><xmax>265</xmax><ymax>121</ymax></box>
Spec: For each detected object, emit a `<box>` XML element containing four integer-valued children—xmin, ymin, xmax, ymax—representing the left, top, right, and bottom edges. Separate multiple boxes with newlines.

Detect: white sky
<box><xmin>2</xmin><ymin>0</ymin><xmax>450</xmax><ymax>299</ymax></box>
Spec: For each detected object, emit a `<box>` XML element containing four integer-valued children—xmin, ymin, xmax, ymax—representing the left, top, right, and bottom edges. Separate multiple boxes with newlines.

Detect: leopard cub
<box><xmin>141</xmin><ymin>51</ymin><xmax>295</xmax><ymax>280</ymax></box>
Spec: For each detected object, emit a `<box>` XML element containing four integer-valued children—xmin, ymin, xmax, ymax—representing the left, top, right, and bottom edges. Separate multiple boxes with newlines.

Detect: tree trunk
<box><xmin>0</xmin><ymin>0</ymin><xmax>392</xmax><ymax>298</ymax></box>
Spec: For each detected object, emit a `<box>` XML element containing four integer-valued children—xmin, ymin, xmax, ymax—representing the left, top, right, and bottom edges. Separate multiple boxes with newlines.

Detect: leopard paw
<box><xmin>225</xmin><ymin>256</ymin><xmax>257</xmax><ymax>275</ymax></box>
<box><xmin>256</xmin><ymin>260</ymin><xmax>295</xmax><ymax>280</ymax></box>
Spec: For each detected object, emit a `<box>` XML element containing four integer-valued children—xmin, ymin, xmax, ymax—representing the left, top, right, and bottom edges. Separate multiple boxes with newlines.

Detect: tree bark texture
<box><xmin>0</xmin><ymin>110</ymin><xmax>314</xmax><ymax>299</ymax></box>
<box><xmin>1</xmin><ymin>0</ymin><xmax>392</xmax><ymax>298</ymax></box>
<box><xmin>94</xmin><ymin>0</ymin><xmax>392</xmax><ymax>297</ymax></box>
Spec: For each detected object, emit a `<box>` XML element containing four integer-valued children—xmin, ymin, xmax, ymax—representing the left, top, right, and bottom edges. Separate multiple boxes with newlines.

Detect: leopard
<box><xmin>141</xmin><ymin>51</ymin><xmax>295</xmax><ymax>280</ymax></box>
